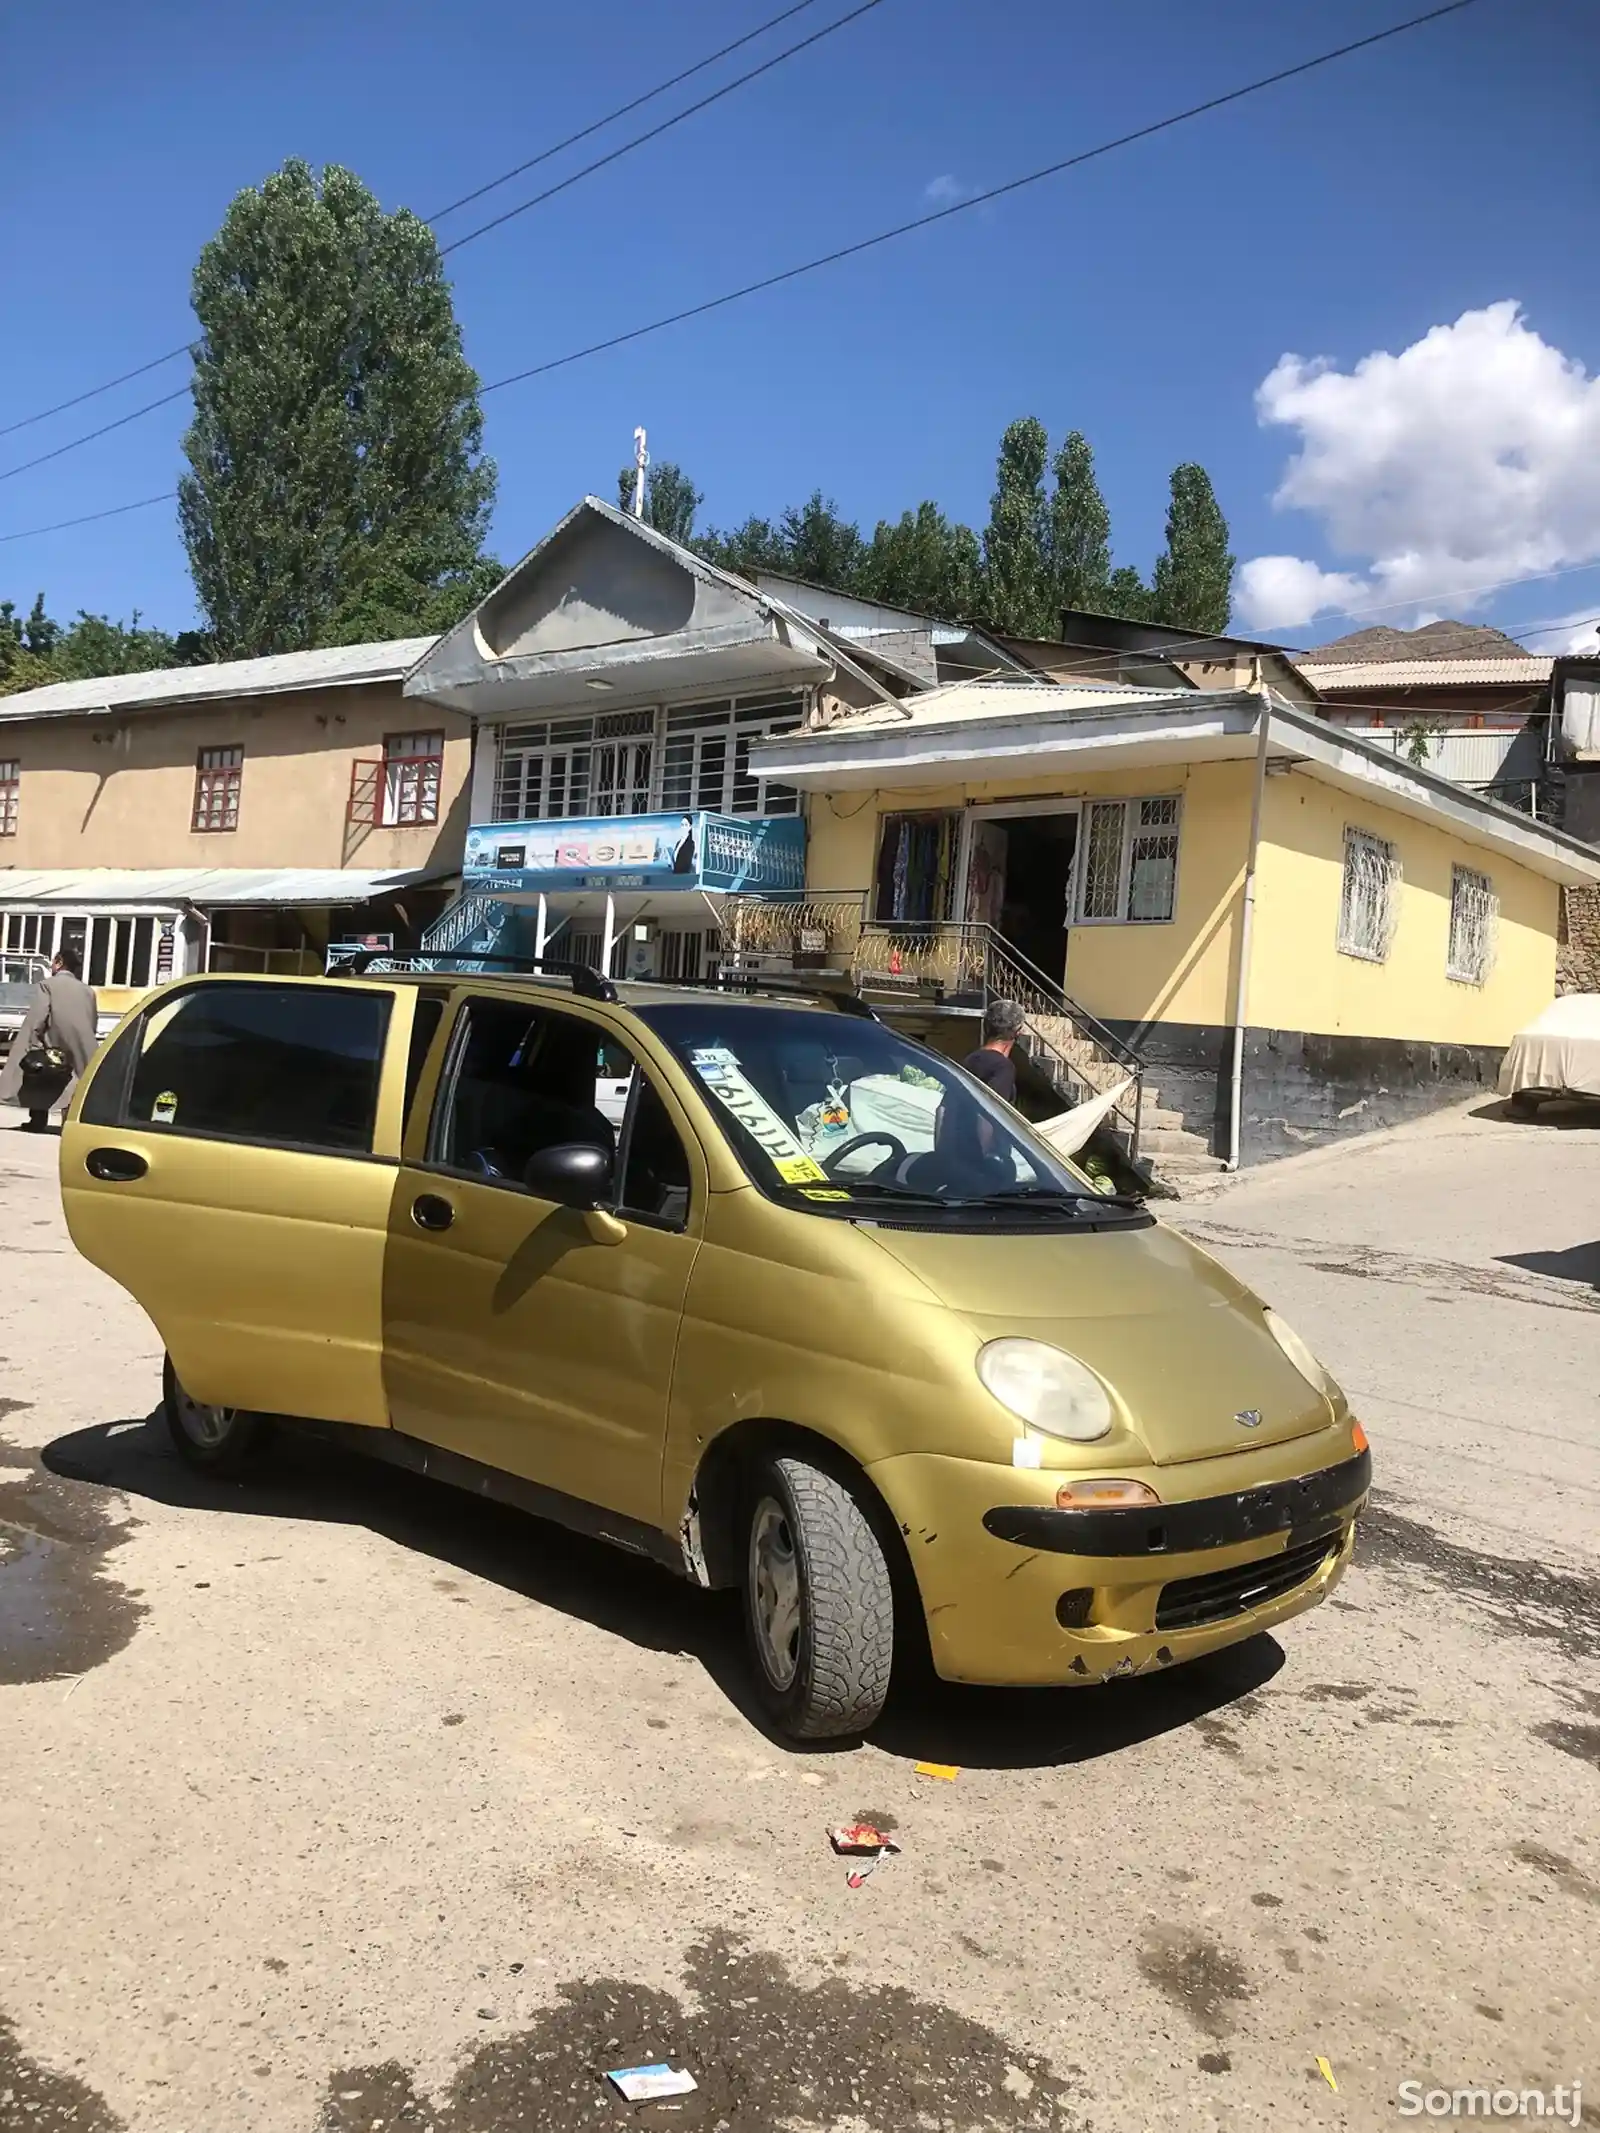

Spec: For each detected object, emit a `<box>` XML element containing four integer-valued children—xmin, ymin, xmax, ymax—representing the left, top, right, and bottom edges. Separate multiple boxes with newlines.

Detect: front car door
<box><xmin>61</xmin><ymin>977</ymin><xmax>418</xmax><ymax>1428</ymax></box>
<box><xmin>382</xmin><ymin>991</ymin><xmax>705</xmax><ymax>1531</ymax></box>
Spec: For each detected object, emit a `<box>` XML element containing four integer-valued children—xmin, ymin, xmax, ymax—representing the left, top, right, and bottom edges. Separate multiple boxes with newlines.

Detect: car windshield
<box><xmin>638</xmin><ymin>1001</ymin><xmax>1145</xmax><ymax>1226</ymax></box>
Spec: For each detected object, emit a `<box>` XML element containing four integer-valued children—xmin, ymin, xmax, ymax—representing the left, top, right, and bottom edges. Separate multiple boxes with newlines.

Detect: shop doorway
<box><xmin>968</xmin><ymin>809</ymin><xmax>1079</xmax><ymax>984</ymax></box>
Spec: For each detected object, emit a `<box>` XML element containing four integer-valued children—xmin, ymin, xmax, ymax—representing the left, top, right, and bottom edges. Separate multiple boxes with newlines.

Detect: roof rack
<box><xmin>704</xmin><ymin>973</ymin><xmax>877</xmax><ymax>1020</ymax></box>
<box><xmin>336</xmin><ymin>952</ymin><xmax>618</xmax><ymax>1002</ymax></box>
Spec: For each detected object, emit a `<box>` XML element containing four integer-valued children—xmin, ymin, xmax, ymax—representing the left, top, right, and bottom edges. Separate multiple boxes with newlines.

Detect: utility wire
<box><xmin>476</xmin><ymin>0</ymin><xmax>1483</xmax><ymax>393</ymax></box>
<box><xmin>0</xmin><ymin>0</ymin><xmax>852</xmax><ymax>452</ymax></box>
<box><xmin>439</xmin><ymin>0</ymin><xmax>886</xmax><ymax>256</ymax></box>
<box><xmin>0</xmin><ymin>0</ymin><xmax>1486</xmax><ymax>546</ymax></box>
<box><xmin>0</xmin><ymin>493</ymin><xmax>175</xmax><ymax>545</ymax></box>
<box><xmin>0</xmin><ymin>346</ymin><xmax>196</xmax><ymax>444</ymax></box>
<box><xmin>425</xmin><ymin>0</ymin><xmax>827</xmax><ymax>222</ymax></box>
<box><xmin>0</xmin><ymin>386</ymin><xmax>191</xmax><ymax>487</ymax></box>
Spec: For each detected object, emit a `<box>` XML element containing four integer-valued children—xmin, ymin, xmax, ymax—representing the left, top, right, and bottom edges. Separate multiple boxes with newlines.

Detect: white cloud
<box><xmin>923</xmin><ymin>173</ymin><xmax>970</xmax><ymax>206</ymax></box>
<box><xmin>1235</xmin><ymin>302</ymin><xmax>1600</xmax><ymax>632</ymax></box>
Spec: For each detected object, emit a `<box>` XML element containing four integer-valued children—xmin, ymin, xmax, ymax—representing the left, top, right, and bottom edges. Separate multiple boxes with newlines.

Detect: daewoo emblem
<box><xmin>1234</xmin><ymin>1408</ymin><xmax>1263</xmax><ymax>1429</ymax></box>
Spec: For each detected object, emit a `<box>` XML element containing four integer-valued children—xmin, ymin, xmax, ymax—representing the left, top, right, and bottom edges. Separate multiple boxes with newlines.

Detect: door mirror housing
<box><xmin>522</xmin><ymin>1141</ymin><xmax>614</xmax><ymax>1210</ymax></box>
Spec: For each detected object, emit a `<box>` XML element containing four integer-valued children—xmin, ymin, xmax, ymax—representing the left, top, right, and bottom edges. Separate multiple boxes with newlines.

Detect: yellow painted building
<box><xmin>757</xmin><ymin>681</ymin><xmax>1596</xmax><ymax>1164</ymax></box>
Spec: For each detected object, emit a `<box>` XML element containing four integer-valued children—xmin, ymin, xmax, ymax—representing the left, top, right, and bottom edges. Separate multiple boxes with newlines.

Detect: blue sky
<box><xmin>3</xmin><ymin>0</ymin><xmax>1598</xmax><ymax>649</ymax></box>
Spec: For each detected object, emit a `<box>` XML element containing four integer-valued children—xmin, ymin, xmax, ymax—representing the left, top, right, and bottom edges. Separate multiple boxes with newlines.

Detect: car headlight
<box><xmin>1263</xmin><ymin>1309</ymin><xmax>1339</xmax><ymax>1399</ymax></box>
<box><xmin>975</xmin><ymin>1339</ymin><xmax>1114</xmax><ymax>1442</ymax></box>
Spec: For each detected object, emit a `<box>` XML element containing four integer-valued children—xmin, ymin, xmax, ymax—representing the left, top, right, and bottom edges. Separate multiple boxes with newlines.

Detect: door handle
<box><xmin>411</xmin><ymin>1192</ymin><xmax>456</xmax><ymax>1232</ymax></box>
<box><xmin>85</xmin><ymin>1147</ymin><xmax>148</xmax><ymax>1182</ymax></box>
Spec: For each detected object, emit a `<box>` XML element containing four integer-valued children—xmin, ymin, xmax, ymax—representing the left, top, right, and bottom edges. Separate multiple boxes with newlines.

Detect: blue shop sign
<box><xmin>463</xmin><ymin>811</ymin><xmax>805</xmax><ymax>895</ymax></box>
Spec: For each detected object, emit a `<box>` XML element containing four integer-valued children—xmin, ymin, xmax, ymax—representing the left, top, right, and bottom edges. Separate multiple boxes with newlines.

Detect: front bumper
<box><xmin>868</xmin><ymin>1435</ymin><xmax>1368</xmax><ymax>1687</ymax></box>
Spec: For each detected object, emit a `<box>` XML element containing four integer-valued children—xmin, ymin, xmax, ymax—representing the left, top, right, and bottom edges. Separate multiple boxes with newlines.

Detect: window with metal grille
<box><xmin>1074</xmin><ymin>796</ymin><xmax>1182</xmax><ymax>922</ymax></box>
<box><xmin>192</xmin><ymin>745</ymin><xmax>242</xmax><ymax>832</ymax></box>
<box><xmin>382</xmin><ymin>731</ymin><xmax>443</xmax><ymax>825</ymax></box>
<box><xmin>662</xmin><ymin>695</ymin><xmax>802</xmax><ymax>816</ymax></box>
<box><xmin>1447</xmin><ymin>864</ymin><xmax>1497</xmax><ymax>984</ymax></box>
<box><xmin>0</xmin><ymin>760</ymin><xmax>17</xmax><ymax>837</ymax></box>
<box><xmin>1337</xmin><ymin>827</ymin><xmax>1401</xmax><ymax>962</ymax></box>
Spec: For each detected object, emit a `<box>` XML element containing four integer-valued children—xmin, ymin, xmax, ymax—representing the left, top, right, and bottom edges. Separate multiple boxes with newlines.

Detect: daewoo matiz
<box><xmin>61</xmin><ymin>963</ymin><xmax>1369</xmax><ymax>1738</ymax></box>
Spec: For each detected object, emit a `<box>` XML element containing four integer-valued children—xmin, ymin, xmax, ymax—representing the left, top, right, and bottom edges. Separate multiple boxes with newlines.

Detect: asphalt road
<box><xmin>1</xmin><ymin>1096</ymin><xmax>1597</xmax><ymax>2133</ymax></box>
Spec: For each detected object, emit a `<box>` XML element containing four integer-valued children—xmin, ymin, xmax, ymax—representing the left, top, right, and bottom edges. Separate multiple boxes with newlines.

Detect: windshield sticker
<box><xmin>152</xmin><ymin>1090</ymin><xmax>178</xmax><ymax>1124</ymax></box>
<box><xmin>799</xmin><ymin>1186</ymin><xmax>851</xmax><ymax>1202</ymax></box>
<box><xmin>690</xmin><ymin>1051</ymin><xmax>830</xmax><ymax>1181</ymax></box>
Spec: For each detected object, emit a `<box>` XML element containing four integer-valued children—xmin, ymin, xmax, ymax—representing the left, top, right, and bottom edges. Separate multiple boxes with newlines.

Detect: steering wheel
<box><xmin>821</xmin><ymin>1132</ymin><xmax>907</xmax><ymax>1179</ymax></box>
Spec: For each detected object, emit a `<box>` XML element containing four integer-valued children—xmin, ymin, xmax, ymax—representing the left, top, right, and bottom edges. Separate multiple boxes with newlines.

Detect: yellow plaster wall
<box><xmin>803</xmin><ymin>761</ymin><xmax>1255</xmax><ymax>1029</ymax></box>
<box><xmin>1248</xmin><ymin>770</ymin><xmax>1558</xmax><ymax>1045</ymax></box>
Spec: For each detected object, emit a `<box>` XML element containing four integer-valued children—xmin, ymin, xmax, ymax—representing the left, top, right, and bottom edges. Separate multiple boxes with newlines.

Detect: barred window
<box><xmin>382</xmin><ymin>731</ymin><xmax>443</xmax><ymax>826</ymax></box>
<box><xmin>1337</xmin><ymin>827</ymin><xmax>1401</xmax><ymax>962</ymax></box>
<box><xmin>1074</xmin><ymin>795</ymin><xmax>1182</xmax><ymax>923</ymax></box>
<box><xmin>0</xmin><ymin>759</ymin><xmax>17</xmax><ymax>837</ymax></box>
<box><xmin>1447</xmin><ymin>864</ymin><xmax>1497</xmax><ymax>985</ymax></box>
<box><xmin>192</xmin><ymin>745</ymin><xmax>242</xmax><ymax>832</ymax></box>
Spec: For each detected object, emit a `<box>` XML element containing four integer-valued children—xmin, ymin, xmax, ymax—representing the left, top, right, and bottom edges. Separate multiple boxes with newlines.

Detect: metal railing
<box><xmin>725</xmin><ymin>892</ymin><xmax>867</xmax><ymax>966</ymax></box>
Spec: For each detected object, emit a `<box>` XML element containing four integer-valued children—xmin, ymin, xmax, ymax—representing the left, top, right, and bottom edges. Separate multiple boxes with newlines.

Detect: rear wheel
<box><xmin>163</xmin><ymin>1356</ymin><xmax>272</xmax><ymax>1477</ymax></box>
<box><xmin>741</xmin><ymin>1454</ymin><xmax>894</xmax><ymax>1741</ymax></box>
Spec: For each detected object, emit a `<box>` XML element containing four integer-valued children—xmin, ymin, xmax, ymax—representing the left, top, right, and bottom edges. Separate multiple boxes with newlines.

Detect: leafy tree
<box><xmin>179</xmin><ymin>159</ymin><xmax>495</xmax><ymax>657</ymax></box>
<box><xmin>1101</xmin><ymin>564</ymin><xmax>1153</xmax><ymax>623</ymax></box>
<box><xmin>862</xmin><ymin>502</ymin><xmax>982</xmax><ymax>617</ymax></box>
<box><xmin>775</xmin><ymin>492</ymin><xmax>867</xmax><ymax>591</ymax></box>
<box><xmin>696</xmin><ymin>513</ymin><xmax>791</xmax><ymax>576</ymax></box>
<box><xmin>1149</xmin><ymin>462</ymin><xmax>1234</xmax><ymax>633</ymax></box>
<box><xmin>1</xmin><ymin>594</ymin><xmax>199</xmax><ymax>696</ymax></box>
<box><xmin>615</xmin><ymin>460</ymin><xmax>704</xmax><ymax>545</ymax></box>
<box><xmin>980</xmin><ymin>418</ymin><xmax>1052</xmax><ymax>635</ymax></box>
<box><xmin>1045</xmin><ymin>431</ymin><xmax>1111</xmax><ymax>616</ymax></box>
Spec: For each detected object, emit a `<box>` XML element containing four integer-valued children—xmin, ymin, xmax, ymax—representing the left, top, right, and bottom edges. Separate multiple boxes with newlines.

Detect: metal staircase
<box><xmin>417</xmin><ymin>894</ymin><xmax>512</xmax><ymax>970</ymax></box>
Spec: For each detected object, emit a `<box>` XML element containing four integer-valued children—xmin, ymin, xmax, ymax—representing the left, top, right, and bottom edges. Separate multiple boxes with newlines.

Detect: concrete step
<box><xmin>1139</xmin><ymin>1102</ymin><xmax>1188</xmax><ymax>1131</ymax></box>
<box><xmin>1138</xmin><ymin>1123</ymin><xmax>1217</xmax><ymax>1157</ymax></box>
<box><xmin>1148</xmin><ymin>1149</ymin><xmax>1228</xmax><ymax>1177</ymax></box>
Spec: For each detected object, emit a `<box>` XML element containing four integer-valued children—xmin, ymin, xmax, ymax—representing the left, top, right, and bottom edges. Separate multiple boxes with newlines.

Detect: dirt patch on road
<box><xmin>1355</xmin><ymin>1502</ymin><xmax>1600</xmax><ymax>1664</ymax></box>
<box><xmin>1136</xmin><ymin>1927</ymin><xmax>1252</xmax><ymax>2040</ymax></box>
<box><xmin>0</xmin><ymin>2010</ymin><xmax>124</xmax><ymax>2131</ymax></box>
<box><xmin>316</xmin><ymin>1932</ymin><xmax>1075</xmax><ymax>2131</ymax></box>
<box><xmin>0</xmin><ymin>1435</ymin><xmax>145</xmax><ymax>1685</ymax></box>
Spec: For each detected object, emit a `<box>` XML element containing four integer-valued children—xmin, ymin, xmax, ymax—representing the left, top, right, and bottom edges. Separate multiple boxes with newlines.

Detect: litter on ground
<box><xmin>605</xmin><ymin>2063</ymin><xmax>699</xmax><ymax>2102</ymax></box>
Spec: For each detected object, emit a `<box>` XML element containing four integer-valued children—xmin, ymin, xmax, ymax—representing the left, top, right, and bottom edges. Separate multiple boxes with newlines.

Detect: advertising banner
<box><xmin>463</xmin><ymin>811</ymin><xmax>805</xmax><ymax>896</ymax></box>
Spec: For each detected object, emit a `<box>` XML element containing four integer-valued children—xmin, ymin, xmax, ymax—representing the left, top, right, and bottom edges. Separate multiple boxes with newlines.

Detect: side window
<box><xmin>122</xmin><ymin>983</ymin><xmax>390</xmax><ymax>1152</ymax></box>
<box><xmin>618</xmin><ymin>1075</ymin><xmax>692</xmax><ymax>1228</ymax></box>
<box><xmin>431</xmin><ymin>999</ymin><xmax>618</xmax><ymax>1186</ymax></box>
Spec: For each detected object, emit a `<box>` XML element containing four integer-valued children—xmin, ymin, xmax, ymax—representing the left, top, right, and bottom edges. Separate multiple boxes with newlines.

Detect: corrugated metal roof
<box><xmin>1296</xmin><ymin>657</ymin><xmax>1551</xmax><ymax>689</ymax></box>
<box><xmin>0</xmin><ymin>637</ymin><xmax>437</xmax><ymax>724</ymax></box>
<box><xmin>817</xmin><ymin>676</ymin><xmax>1190</xmax><ymax>734</ymax></box>
<box><xmin>0</xmin><ymin>866</ymin><xmax>448</xmax><ymax>908</ymax></box>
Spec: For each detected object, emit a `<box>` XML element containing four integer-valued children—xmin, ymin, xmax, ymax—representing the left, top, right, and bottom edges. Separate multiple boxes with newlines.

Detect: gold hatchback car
<box><xmin>61</xmin><ymin>963</ymin><xmax>1369</xmax><ymax>1739</ymax></box>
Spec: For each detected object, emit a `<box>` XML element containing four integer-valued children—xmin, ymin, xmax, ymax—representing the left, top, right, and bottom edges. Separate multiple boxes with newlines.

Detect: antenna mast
<box><xmin>632</xmin><ymin>427</ymin><xmax>648</xmax><ymax>519</ymax></box>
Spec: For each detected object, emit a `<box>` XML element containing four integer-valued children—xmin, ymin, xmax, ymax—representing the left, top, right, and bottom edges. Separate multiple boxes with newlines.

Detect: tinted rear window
<box><xmin>125</xmin><ymin>983</ymin><xmax>391</xmax><ymax>1153</ymax></box>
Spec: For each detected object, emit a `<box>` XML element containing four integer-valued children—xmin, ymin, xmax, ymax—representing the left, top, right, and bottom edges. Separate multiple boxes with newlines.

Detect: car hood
<box><xmin>863</xmin><ymin>1218</ymin><xmax>1331</xmax><ymax>1464</ymax></box>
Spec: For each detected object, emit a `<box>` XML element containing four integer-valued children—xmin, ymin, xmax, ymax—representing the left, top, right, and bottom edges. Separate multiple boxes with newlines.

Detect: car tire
<box><xmin>741</xmin><ymin>1453</ymin><xmax>895</xmax><ymax>1741</ymax></box>
<box><xmin>163</xmin><ymin>1355</ymin><xmax>272</xmax><ymax>1477</ymax></box>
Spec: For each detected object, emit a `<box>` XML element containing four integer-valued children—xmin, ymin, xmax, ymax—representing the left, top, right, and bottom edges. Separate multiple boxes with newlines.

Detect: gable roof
<box><xmin>405</xmin><ymin>497</ymin><xmax>837</xmax><ymax>719</ymax></box>
<box><xmin>0</xmin><ymin>636</ymin><xmax>436</xmax><ymax>725</ymax></box>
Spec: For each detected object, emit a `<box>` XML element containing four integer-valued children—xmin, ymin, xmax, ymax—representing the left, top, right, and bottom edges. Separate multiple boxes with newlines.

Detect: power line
<box><xmin>0</xmin><ymin>0</ymin><xmax>855</xmax><ymax>455</ymax></box>
<box><xmin>0</xmin><ymin>493</ymin><xmax>173</xmax><ymax>546</ymax></box>
<box><xmin>477</xmin><ymin>0</ymin><xmax>1483</xmax><ymax>394</ymax></box>
<box><xmin>425</xmin><ymin>0</ymin><xmax>827</xmax><ymax>223</ymax></box>
<box><xmin>0</xmin><ymin>386</ymin><xmax>191</xmax><ymax>488</ymax></box>
<box><xmin>439</xmin><ymin>0</ymin><xmax>886</xmax><ymax>257</ymax></box>
<box><xmin>0</xmin><ymin>346</ymin><xmax>195</xmax><ymax>444</ymax></box>
<box><xmin>0</xmin><ymin>0</ymin><xmax>1488</xmax><ymax>554</ymax></box>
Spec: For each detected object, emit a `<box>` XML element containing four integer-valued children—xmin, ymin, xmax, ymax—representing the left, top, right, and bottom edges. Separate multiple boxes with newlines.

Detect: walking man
<box><xmin>0</xmin><ymin>945</ymin><xmax>99</xmax><ymax>1132</ymax></box>
<box><xmin>961</xmin><ymin>999</ymin><xmax>1025</xmax><ymax>1104</ymax></box>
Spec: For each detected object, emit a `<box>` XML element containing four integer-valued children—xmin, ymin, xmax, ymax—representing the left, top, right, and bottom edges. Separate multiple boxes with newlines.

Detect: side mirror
<box><xmin>522</xmin><ymin>1141</ymin><xmax>614</xmax><ymax>1211</ymax></box>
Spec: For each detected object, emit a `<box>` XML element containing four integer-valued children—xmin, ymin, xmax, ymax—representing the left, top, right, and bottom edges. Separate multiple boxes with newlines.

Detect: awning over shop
<box><xmin>0</xmin><ymin>865</ymin><xmax>454</xmax><ymax>909</ymax></box>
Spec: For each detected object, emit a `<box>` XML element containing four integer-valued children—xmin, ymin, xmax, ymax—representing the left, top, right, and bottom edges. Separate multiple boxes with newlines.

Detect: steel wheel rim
<box><xmin>749</xmin><ymin>1496</ymin><xmax>803</xmax><ymax>1691</ymax></box>
<box><xmin>175</xmin><ymin>1386</ymin><xmax>236</xmax><ymax>1449</ymax></box>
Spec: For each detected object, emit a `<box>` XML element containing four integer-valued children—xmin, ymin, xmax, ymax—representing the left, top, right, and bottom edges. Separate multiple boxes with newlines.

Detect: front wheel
<box><xmin>163</xmin><ymin>1356</ymin><xmax>272</xmax><ymax>1477</ymax></box>
<box><xmin>741</xmin><ymin>1454</ymin><xmax>895</xmax><ymax>1741</ymax></box>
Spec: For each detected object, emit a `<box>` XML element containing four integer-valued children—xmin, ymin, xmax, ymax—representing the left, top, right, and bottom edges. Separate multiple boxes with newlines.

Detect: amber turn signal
<box><xmin>1054</xmin><ymin>1478</ymin><xmax>1160</xmax><ymax>1509</ymax></box>
<box><xmin>1351</xmin><ymin>1421</ymin><xmax>1369</xmax><ymax>1453</ymax></box>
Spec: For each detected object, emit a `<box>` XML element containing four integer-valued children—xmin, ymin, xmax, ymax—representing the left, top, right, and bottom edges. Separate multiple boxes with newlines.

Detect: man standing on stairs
<box><xmin>961</xmin><ymin>999</ymin><xmax>1025</xmax><ymax>1105</ymax></box>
